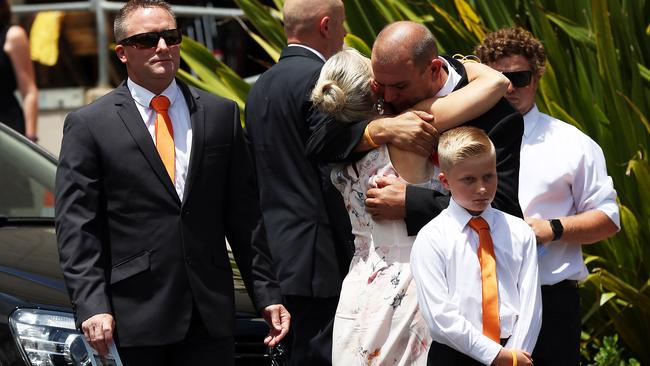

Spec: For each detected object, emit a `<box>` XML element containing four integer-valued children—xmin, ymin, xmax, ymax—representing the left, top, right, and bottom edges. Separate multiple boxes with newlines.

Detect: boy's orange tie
<box><xmin>469</xmin><ymin>216</ymin><xmax>500</xmax><ymax>342</ymax></box>
<box><xmin>151</xmin><ymin>95</ymin><xmax>175</xmax><ymax>182</ymax></box>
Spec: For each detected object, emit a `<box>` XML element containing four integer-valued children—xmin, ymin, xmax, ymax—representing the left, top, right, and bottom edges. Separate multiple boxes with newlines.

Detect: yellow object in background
<box><xmin>30</xmin><ymin>11</ymin><xmax>64</xmax><ymax>66</ymax></box>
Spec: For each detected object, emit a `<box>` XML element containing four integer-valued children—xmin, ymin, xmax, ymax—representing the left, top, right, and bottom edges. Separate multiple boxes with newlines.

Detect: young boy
<box><xmin>411</xmin><ymin>127</ymin><xmax>541</xmax><ymax>366</ymax></box>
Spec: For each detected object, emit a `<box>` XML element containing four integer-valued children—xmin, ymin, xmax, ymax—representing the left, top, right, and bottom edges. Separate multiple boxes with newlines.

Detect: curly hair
<box><xmin>474</xmin><ymin>27</ymin><xmax>546</xmax><ymax>78</ymax></box>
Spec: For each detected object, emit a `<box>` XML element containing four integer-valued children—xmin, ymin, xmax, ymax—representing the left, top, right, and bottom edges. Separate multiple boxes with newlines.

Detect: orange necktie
<box><xmin>469</xmin><ymin>216</ymin><xmax>500</xmax><ymax>342</ymax></box>
<box><xmin>151</xmin><ymin>95</ymin><xmax>175</xmax><ymax>182</ymax></box>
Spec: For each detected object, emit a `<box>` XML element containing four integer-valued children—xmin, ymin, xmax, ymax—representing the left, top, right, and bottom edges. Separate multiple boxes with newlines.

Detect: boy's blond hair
<box><xmin>438</xmin><ymin>126</ymin><xmax>496</xmax><ymax>173</ymax></box>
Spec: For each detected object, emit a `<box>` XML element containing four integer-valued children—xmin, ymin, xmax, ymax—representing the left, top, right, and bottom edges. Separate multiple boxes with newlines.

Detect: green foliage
<box><xmin>584</xmin><ymin>335</ymin><xmax>640</xmax><ymax>366</ymax></box>
<box><xmin>181</xmin><ymin>0</ymin><xmax>650</xmax><ymax>361</ymax></box>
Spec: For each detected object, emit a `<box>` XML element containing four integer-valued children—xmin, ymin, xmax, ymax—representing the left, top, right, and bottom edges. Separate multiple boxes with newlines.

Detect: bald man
<box><xmin>366</xmin><ymin>21</ymin><xmax>524</xmax><ymax>236</ymax></box>
<box><xmin>244</xmin><ymin>1</ymin><xmax>352</xmax><ymax>364</ymax></box>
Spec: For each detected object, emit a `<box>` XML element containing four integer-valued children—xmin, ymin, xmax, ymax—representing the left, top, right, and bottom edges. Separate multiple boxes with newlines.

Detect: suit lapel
<box><xmin>179</xmin><ymin>81</ymin><xmax>204</xmax><ymax>205</ymax></box>
<box><xmin>114</xmin><ymin>82</ymin><xmax>181</xmax><ymax>204</ymax></box>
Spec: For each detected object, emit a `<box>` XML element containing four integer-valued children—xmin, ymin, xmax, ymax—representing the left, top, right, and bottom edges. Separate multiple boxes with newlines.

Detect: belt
<box><xmin>542</xmin><ymin>279</ymin><xmax>578</xmax><ymax>289</ymax></box>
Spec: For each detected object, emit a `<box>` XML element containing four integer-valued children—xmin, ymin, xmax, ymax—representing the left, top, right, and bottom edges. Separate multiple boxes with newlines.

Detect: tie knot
<box><xmin>151</xmin><ymin>95</ymin><xmax>170</xmax><ymax>112</ymax></box>
<box><xmin>469</xmin><ymin>217</ymin><xmax>490</xmax><ymax>232</ymax></box>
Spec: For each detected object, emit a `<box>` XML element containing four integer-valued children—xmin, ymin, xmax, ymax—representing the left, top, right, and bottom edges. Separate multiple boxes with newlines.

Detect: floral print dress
<box><xmin>331</xmin><ymin>145</ymin><xmax>446</xmax><ymax>366</ymax></box>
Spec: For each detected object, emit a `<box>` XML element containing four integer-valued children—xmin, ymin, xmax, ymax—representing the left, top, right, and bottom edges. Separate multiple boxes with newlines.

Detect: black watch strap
<box><xmin>549</xmin><ymin>219</ymin><xmax>564</xmax><ymax>241</ymax></box>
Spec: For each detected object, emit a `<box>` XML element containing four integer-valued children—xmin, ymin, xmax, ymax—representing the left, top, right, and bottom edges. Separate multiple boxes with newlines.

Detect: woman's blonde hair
<box><xmin>311</xmin><ymin>48</ymin><xmax>375</xmax><ymax>122</ymax></box>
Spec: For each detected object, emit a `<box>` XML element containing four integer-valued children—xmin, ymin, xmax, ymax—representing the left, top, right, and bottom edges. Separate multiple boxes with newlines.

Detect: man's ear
<box><xmin>319</xmin><ymin>16</ymin><xmax>331</xmax><ymax>38</ymax></box>
<box><xmin>115</xmin><ymin>45</ymin><xmax>128</xmax><ymax>64</ymax></box>
<box><xmin>429</xmin><ymin>58</ymin><xmax>443</xmax><ymax>79</ymax></box>
<box><xmin>439</xmin><ymin>171</ymin><xmax>450</xmax><ymax>190</ymax></box>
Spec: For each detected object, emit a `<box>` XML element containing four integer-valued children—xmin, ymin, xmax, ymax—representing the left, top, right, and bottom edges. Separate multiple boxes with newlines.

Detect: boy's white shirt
<box><xmin>411</xmin><ymin>197</ymin><xmax>542</xmax><ymax>365</ymax></box>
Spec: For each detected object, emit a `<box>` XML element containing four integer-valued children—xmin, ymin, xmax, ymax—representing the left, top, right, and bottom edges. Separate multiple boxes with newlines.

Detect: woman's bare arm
<box><xmin>6</xmin><ymin>25</ymin><xmax>38</xmax><ymax>141</ymax></box>
<box><xmin>411</xmin><ymin>62</ymin><xmax>508</xmax><ymax>132</ymax></box>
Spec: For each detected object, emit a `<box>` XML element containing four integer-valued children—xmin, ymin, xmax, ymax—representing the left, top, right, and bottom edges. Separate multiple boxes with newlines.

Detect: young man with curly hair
<box><xmin>475</xmin><ymin>27</ymin><xmax>620</xmax><ymax>366</ymax></box>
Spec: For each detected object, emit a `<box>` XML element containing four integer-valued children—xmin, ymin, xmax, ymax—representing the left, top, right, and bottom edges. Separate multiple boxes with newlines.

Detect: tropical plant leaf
<box><xmin>345</xmin><ymin>33</ymin><xmax>371</xmax><ymax>57</ymax></box>
<box><xmin>545</xmin><ymin>12</ymin><xmax>595</xmax><ymax>46</ymax></box>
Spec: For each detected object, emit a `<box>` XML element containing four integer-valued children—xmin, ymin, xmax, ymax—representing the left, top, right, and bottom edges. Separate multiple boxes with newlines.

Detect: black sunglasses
<box><xmin>502</xmin><ymin>70</ymin><xmax>533</xmax><ymax>88</ymax></box>
<box><xmin>118</xmin><ymin>29</ymin><xmax>182</xmax><ymax>49</ymax></box>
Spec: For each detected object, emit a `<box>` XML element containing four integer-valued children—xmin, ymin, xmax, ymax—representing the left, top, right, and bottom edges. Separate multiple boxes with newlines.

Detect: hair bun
<box><xmin>313</xmin><ymin>79</ymin><xmax>347</xmax><ymax>115</ymax></box>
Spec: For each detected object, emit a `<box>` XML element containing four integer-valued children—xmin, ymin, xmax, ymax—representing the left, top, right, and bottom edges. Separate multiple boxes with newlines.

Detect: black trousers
<box><xmin>283</xmin><ymin>295</ymin><xmax>339</xmax><ymax>366</ymax></box>
<box><xmin>532</xmin><ymin>280</ymin><xmax>581</xmax><ymax>366</ymax></box>
<box><xmin>427</xmin><ymin>341</ymin><xmax>484</xmax><ymax>366</ymax></box>
<box><xmin>118</xmin><ymin>307</ymin><xmax>234</xmax><ymax>366</ymax></box>
<box><xmin>427</xmin><ymin>338</ymin><xmax>509</xmax><ymax>366</ymax></box>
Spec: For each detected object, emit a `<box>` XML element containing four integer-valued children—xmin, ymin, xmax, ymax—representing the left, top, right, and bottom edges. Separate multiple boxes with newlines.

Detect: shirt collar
<box><xmin>523</xmin><ymin>104</ymin><xmax>542</xmax><ymax>138</ymax></box>
<box><xmin>287</xmin><ymin>44</ymin><xmax>326</xmax><ymax>62</ymax></box>
<box><xmin>127</xmin><ymin>78</ymin><xmax>179</xmax><ymax>110</ymax></box>
<box><xmin>447</xmin><ymin>196</ymin><xmax>497</xmax><ymax>232</ymax></box>
<box><xmin>436</xmin><ymin>57</ymin><xmax>461</xmax><ymax>97</ymax></box>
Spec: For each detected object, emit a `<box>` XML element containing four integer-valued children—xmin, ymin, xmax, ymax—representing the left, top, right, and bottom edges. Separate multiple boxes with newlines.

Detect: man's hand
<box><xmin>525</xmin><ymin>216</ymin><xmax>554</xmax><ymax>244</ymax></box>
<box><xmin>81</xmin><ymin>313</ymin><xmax>114</xmax><ymax>356</ymax></box>
<box><xmin>262</xmin><ymin>304</ymin><xmax>291</xmax><ymax>347</ymax></box>
<box><xmin>369</xmin><ymin>111</ymin><xmax>437</xmax><ymax>156</ymax></box>
<box><xmin>365</xmin><ymin>176</ymin><xmax>407</xmax><ymax>220</ymax></box>
<box><xmin>491</xmin><ymin>348</ymin><xmax>533</xmax><ymax>366</ymax></box>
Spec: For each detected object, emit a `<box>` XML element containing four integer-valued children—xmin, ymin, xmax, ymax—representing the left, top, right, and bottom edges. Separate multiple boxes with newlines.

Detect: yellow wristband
<box><xmin>364</xmin><ymin>125</ymin><xmax>380</xmax><ymax>148</ymax></box>
<box><xmin>510</xmin><ymin>350</ymin><xmax>517</xmax><ymax>366</ymax></box>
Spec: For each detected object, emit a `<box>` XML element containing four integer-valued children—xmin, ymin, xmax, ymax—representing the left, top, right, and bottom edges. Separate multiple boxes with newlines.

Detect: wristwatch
<box><xmin>549</xmin><ymin>219</ymin><xmax>564</xmax><ymax>241</ymax></box>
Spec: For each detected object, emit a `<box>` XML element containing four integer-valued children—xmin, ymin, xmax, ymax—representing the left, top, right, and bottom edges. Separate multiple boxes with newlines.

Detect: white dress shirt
<box><xmin>519</xmin><ymin>105</ymin><xmax>620</xmax><ymax>285</ymax></box>
<box><xmin>411</xmin><ymin>199</ymin><xmax>542</xmax><ymax>365</ymax></box>
<box><xmin>127</xmin><ymin>78</ymin><xmax>192</xmax><ymax>199</ymax></box>
<box><xmin>436</xmin><ymin>57</ymin><xmax>462</xmax><ymax>97</ymax></box>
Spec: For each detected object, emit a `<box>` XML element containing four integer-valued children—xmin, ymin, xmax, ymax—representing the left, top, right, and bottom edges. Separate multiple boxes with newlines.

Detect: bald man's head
<box><xmin>283</xmin><ymin>0</ymin><xmax>342</xmax><ymax>39</ymax></box>
<box><xmin>372</xmin><ymin>21</ymin><xmax>438</xmax><ymax>69</ymax></box>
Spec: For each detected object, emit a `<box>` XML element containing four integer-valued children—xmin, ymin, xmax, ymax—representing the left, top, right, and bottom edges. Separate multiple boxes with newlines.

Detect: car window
<box><xmin>0</xmin><ymin>127</ymin><xmax>56</xmax><ymax>219</ymax></box>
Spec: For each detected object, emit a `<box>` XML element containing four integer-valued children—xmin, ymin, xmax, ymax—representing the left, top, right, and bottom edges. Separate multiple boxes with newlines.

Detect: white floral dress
<box><xmin>331</xmin><ymin>145</ymin><xmax>446</xmax><ymax>366</ymax></box>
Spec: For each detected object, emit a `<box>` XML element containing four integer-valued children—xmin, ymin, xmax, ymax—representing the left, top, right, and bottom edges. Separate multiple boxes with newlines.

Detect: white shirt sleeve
<box><xmin>411</xmin><ymin>228</ymin><xmax>502</xmax><ymax>365</ymax></box>
<box><xmin>572</xmin><ymin>137</ymin><xmax>620</xmax><ymax>228</ymax></box>
<box><xmin>504</xmin><ymin>225</ymin><xmax>542</xmax><ymax>352</ymax></box>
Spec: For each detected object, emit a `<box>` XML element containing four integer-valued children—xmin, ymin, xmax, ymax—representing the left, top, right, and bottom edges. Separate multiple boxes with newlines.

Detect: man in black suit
<box><xmin>244</xmin><ymin>1</ymin><xmax>437</xmax><ymax>365</ymax></box>
<box><xmin>365</xmin><ymin>21</ymin><xmax>524</xmax><ymax>232</ymax></box>
<box><xmin>54</xmin><ymin>1</ymin><xmax>288</xmax><ymax>365</ymax></box>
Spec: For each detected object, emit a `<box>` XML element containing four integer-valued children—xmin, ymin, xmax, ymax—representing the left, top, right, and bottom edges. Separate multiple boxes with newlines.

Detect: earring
<box><xmin>373</xmin><ymin>97</ymin><xmax>385</xmax><ymax>116</ymax></box>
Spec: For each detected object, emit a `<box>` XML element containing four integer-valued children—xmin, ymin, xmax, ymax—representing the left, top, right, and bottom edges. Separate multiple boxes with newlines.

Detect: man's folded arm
<box><xmin>305</xmin><ymin>107</ymin><xmax>369</xmax><ymax>163</ymax></box>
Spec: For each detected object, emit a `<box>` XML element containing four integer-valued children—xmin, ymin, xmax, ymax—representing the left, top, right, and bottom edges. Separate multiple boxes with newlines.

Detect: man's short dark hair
<box><xmin>412</xmin><ymin>28</ymin><xmax>438</xmax><ymax>69</ymax></box>
<box><xmin>114</xmin><ymin>0</ymin><xmax>175</xmax><ymax>43</ymax></box>
<box><xmin>474</xmin><ymin>27</ymin><xmax>546</xmax><ymax>78</ymax></box>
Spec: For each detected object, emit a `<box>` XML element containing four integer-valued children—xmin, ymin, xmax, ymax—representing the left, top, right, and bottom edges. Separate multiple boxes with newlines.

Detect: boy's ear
<box><xmin>439</xmin><ymin>172</ymin><xmax>450</xmax><ymax>190</ymax></box>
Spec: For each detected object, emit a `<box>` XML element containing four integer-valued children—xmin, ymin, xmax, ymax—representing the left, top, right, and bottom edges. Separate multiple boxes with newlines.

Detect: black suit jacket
<box><xmin>404</xmin><ymin>57</ymin><xmax>524</xmax><ymax>234</ymax></box>
<box><xmin>244</xmin><ymin>46</ymin><xmax>366</xmax><ymax>298</ymax></box>
<box><xmin>55</xmin><ymin>80</ymin><xmax>280</xmax><ymax>347</ymax></box>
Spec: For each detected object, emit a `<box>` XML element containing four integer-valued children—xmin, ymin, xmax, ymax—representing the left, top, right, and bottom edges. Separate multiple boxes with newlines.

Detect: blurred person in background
<box><xmin>0</xmin><ymin>0</ymin><xmax>38</xmax><ymax>142</ymax></box>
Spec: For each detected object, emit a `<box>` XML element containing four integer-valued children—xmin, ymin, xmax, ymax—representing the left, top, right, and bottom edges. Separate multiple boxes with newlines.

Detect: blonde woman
<box><xmin>311</xmin><ymin>48</ymin><xmax>509</xmax><ymax>365</ymax></box>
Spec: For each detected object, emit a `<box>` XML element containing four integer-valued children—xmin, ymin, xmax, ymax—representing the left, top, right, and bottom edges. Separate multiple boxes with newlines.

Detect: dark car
<box><xmin>0</xmin><ymin>123</ymin><xmax>269</xmax><ymax>365</ymax></box>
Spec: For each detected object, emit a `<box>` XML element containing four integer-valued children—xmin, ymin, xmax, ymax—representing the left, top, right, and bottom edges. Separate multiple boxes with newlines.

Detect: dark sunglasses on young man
<box><xmin>118</xmin><ymin>29</ymin><xmax>182</xmax><ymax>49</ymax></box>
<box><xmin>502</xmin><ymin>70</ymin><xmax>533</xmax><ymax>88</ymax></box>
